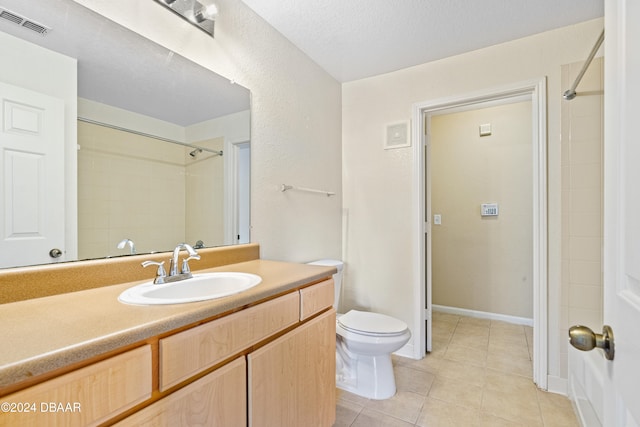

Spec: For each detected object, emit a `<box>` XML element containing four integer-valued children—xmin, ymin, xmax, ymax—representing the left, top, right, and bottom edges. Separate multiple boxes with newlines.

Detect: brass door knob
<box><xmin>569</xmin><ymin>325</ymin><xmax>615</xmax><ymax>360</ymax></box>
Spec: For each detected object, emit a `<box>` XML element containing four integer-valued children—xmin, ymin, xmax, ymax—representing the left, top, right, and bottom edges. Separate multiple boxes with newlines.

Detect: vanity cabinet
<box><xmin>159</xmin><ymin>291</ymin><xmax>300</xmax><ymax>391</ymax></box>
<box><xmin>0</xmin><ymin>345</ymin><xmax>152</xmax><ymax>426</ymax></box>
<box><xmin>133</xmin><ymin>279</ymin><xmax>335</xmax><ymax>427</ymax></box>
<box><xmin>1</xmin><ymin>277</ymin><xmax>335</xmax><ymax>427</ymax></box>
<box><xmin>248</xmin><ymin>279</ymin><xmax>335</xmax><ymax>426</ymax></box>
<box><xmin>115</xmin><ymin>356</ymin><xmax>247</xmax><ymax>427</ymax></box>
<box><xmin>248</xmin><ymin>308</ymin><xmax>336</xmax><ymax>427</ymax></box>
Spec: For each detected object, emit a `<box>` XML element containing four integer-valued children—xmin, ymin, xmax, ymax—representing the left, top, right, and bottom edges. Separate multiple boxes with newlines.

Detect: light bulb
<box><xmin>195</xmin><ymin>3</ymin><xmax>218</xmax><ymax>22</ymax></box>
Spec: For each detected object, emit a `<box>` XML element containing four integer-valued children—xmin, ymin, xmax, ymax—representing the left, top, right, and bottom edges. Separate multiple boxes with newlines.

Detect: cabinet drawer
<box><xmin>159</xmin><ymin>291</ymin><xmax>300</xmax><ymax>391</ymax></box>
<box><xmin>116</xmin><ymin>357</ymin><xmax>246</xmax><ymax>427</ymax></box>
<box><xmin>1</xmin><ymin>345</ymin><xmax>152</xmax><ymax>427</ymax></box>
<box><xmin>299</xmin><ymin>279</ymin><xmax>334</xmax><ymax>321</ymax></box>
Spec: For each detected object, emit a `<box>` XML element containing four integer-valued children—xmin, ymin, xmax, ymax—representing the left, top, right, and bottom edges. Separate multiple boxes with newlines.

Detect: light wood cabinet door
<box><xmin>159</xmin><ymin>291</ymin><xmax>299</xmax><ymax>391</ymax></box>
<box><xmin>0</xmin><ymin>345</ymin><xmax>152</xmax><ymax>427</ymax></box>
<box><xmin>115</xmin><ymin>357</ymin><xmax>246</xmax><ymax>427</ymax></box>
<box><xmin>248</xmin><ymin>309</ymin><xmax>336</xmax><ymax>427</ymax></box>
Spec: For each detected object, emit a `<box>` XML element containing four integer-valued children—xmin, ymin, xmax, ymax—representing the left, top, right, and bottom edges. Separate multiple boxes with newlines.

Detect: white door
<box><xmin>600</xmin><ymin>0</ymin><xmax>640</xmax><ymax>425</ymax></box>
<box><xmin>0</xmin><ymin>81</ymin><xmax>66</xmax><ymax>268</ymax></box>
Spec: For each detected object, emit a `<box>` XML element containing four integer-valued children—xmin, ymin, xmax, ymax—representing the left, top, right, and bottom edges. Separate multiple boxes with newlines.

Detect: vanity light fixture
<box><xmin>194</xmin><ymin>4</ymin><xmax>218</xmax><ymax>23</ymax></box>
<box><xmin>153</xmin><ymin>0</ymin><xmax>217</xmax><ymax>37</ymax></box>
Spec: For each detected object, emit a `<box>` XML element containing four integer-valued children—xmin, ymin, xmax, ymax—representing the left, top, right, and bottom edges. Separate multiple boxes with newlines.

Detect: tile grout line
<box><xmin>335</xmin><ymin>313</ymin><xmax>576</xmax><ymax>427</ymax></box>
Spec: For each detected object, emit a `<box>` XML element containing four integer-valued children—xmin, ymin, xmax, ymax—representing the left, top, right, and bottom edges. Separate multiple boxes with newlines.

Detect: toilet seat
<box><xmin>338</xmin><ymin>310</ymin><xmax>408</xmax><ymax>337</ymax></box>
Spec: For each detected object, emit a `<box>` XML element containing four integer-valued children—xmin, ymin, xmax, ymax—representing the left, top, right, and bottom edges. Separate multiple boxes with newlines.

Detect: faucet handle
<box><xmin>142</xmin><ymin>260</ymin><xmax>167</xmax><ymax>284</ymax></box>
<box><xmin>181</xmin><ymin>255</ymin><xmax>200</xmax><ymax>274</ymax></box>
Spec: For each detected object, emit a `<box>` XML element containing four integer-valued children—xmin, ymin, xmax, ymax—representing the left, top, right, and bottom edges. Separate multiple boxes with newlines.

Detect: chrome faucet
<box><xmin>170</xmin><ymin>243</ymin><xmax>200</xmax><ymax>276</ymax></box>
<box><xmin>141</xmin><ymin>243</ymin><xmax>200</xmax><ymax>284</ymax></box>
<box><xmin>117</xmin><ymin>238</ymin><xmax>136</xmax><ymax>254</ymax></box>
<box><xmin>142</xmin><ymin>260</ymin><xmax>167</xmax><ymax>284</ymax></box>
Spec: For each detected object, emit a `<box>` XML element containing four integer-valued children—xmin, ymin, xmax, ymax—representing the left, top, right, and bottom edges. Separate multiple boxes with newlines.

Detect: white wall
<box><xmin>342</xmin><ymin>18</ymin><xmax>603</xmax><ymax>383</ymax></box>
<box><xmin>186</xmin><ymin>110</ymin><xmax>250</xmax><ymax>145</ymax></box>
<box><xmin>73</xmin><ymin>0</ymin><xmax>343</xmax><ymax>262</ymax></box>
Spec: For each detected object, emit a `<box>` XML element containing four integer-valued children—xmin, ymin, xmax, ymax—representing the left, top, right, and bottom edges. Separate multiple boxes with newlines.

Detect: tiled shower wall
<box><xmin>77</xmin><ymin>122</ymin><xmax>224</xmax><ymax>259</ymax></box>
<box><xmin>559</xmin><ymin>56</ymin><xmax>603</xmax><ymax>379</ymax></box>
<box><xmin>78</xmin><ymin>121</ymin><xmax>186</xmax><ymax>259</ymax></box>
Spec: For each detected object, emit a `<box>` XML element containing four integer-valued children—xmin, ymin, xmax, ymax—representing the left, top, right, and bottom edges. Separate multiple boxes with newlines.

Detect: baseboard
<box><xmin>547</xmin><ymin>375</ymin><xmax>568</xmax><ymax>396</ymax></box>
<box><xmin>569</xmin><ymin>372</ymin><xmax>600</xmax><ymax>427</ymax></box>
<box><xmin>394</xmin><ymin>342</ymin><xmax>416</xmax><ymax>359</ymax></box>
<box><xmin>432</xmin><ymin>304</ymin><xmax>534</xmax><ymax>327</ymax></box>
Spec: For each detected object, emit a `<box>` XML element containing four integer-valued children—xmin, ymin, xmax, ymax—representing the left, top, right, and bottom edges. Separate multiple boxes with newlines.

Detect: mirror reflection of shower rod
<box><xmin>281</xmin><ymin>184</ymin><xmax>336</xmax><ymax>197</ymax></box>
<box><xmin>563</xmin><ymin>29</ymin><xmax>604</xmax><ymax>101</ymax></box>
<box><xmin>77</xmin><ymin>117</ymin><xmax>223</xmax><ymax>156</ymax></box>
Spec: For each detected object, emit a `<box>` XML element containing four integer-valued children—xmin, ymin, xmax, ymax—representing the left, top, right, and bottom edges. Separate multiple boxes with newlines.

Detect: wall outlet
<box><xmin>434</xmin><ymin>214</ymin><xmax>442</xmax><ymax>225</ymax></box>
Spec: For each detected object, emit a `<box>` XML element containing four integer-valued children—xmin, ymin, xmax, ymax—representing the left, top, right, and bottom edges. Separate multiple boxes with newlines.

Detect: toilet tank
<box><xmin>307</xmin><ymin>259</ymin><xmax>343</xmax><ymax>309</ymax></box>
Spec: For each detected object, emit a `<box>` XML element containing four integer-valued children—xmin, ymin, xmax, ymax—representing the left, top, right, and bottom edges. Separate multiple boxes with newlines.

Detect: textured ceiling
<box><xmin>0</xmin><ymin>0</ymin><xmax>249</xmax><ymax>126</ymax></box>
<box><xmin>241</xmin><ymin>0</ymin><xmax>604</xmax><ymax>82</ymax></box>
<box><xmin>0</xmin><ymin>0</ymin><xmax>605</xmax><ymax>124</ymax></box>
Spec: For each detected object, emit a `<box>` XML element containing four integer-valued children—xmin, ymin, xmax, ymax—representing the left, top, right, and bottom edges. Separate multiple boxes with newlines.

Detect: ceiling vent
<box><xmin>0</xmin><ymin>8</ymin><xmax>51</xmax><ymax>36</ymax></box>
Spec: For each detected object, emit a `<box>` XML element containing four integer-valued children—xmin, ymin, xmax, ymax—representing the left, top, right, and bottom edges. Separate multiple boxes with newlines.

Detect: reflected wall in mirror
<box><xmin>0</xmin><ymin>0</ymin><xmax>251</xmax><ymax>268</ymax></box>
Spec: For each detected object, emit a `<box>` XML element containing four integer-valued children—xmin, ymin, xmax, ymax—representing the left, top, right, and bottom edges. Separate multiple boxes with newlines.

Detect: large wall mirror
<box><xmin>0</xmin><ymin>0</ymin><xmax>251</xmax><ymax>269</ymax></box>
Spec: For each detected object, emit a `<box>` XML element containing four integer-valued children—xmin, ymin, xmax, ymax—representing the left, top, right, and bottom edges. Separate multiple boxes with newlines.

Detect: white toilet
<box><xmin>307</xmin><ymin>259</ymin><xmax>411</xmax><ymax>400</ymax></box>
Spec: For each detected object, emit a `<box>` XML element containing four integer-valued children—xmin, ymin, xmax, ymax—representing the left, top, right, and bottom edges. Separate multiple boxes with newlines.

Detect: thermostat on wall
<box><xmin>481</xmin><ymin>203</ymin><xmax>499</xmax><ymax>216</ymax></box>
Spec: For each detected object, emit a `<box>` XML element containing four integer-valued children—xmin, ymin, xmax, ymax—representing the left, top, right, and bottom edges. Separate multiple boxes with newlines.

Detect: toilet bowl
<box><xmin>307</xmin><ymin>260</ymin><xmax>411</xmax><ymax>400</ymax></box>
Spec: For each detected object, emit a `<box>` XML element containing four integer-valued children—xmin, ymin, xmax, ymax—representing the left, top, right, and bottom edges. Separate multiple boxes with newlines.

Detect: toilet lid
<box><xmin>338</xmin><ymin>310</ymin><xmax>408</xmax><ymax>335</ymax></box>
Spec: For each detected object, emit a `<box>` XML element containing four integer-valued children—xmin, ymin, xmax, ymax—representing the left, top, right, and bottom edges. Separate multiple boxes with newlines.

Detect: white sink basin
<box><xmin>118</xmin><ymin>272</ymin><xmax>262</xmax><ymax>305</ymax></box>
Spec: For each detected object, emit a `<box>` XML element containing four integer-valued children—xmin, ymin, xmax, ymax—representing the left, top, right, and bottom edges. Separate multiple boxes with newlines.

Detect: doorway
<box><xmin>224</xmin><ymin>139</ymin><xmax>251</xmax><ymax>245</ymax></box>
<box><xmin>236</xmin><ymin>142</ymin><xmax>251</xmax><ymax>244</ymax></box>
<box><xmin>411</xmin><ymin>78</ymin><xmax>548</xmax><ymax>389</ymax></box>
<box><xmin>430</xmin><ymin>99</ymin><xmax>534</xmax><ymax>323</ymax></box>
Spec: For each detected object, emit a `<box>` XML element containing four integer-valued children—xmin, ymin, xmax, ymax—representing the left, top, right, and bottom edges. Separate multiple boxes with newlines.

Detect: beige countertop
<box><xmin>0</xmin><ymin>259</ymin><xmax>335</xmax><ymax>391</ymax></box>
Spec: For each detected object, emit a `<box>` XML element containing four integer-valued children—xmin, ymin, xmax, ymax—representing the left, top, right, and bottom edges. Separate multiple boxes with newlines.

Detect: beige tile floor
<box><xmin>333</xmin><ymin>311</ymin><xmax>579</xmax><ymax>427</ymax></box>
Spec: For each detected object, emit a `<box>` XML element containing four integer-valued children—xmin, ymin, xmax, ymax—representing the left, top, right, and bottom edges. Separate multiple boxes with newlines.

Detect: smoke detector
<box><xmin>0</xmin><ymin>7</ymin><xmax>51</xmax><ymax>36</ymax></box>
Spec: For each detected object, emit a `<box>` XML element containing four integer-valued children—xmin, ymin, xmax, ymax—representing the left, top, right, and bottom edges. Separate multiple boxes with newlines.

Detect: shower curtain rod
<box><xmin>77</xmin><ymin>117</ymin><xmax>223</xmax><ymax>156</ymax></box>
<box><xmin>563</xmin><ymin>29</ymin><xmax>604</xmax><ymax>100</ymax></box>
